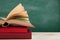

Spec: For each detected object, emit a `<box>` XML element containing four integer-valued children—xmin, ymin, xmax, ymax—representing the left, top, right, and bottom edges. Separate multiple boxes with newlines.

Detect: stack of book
<box><xmin>0</xmin><ymin>3</ymin><xmax>34</xmax><ymax>39</ymax></box>
<box><xmin>0</xmin><ymin>27</ymin><xmax>32</xmax><ymax>39</ymax></box>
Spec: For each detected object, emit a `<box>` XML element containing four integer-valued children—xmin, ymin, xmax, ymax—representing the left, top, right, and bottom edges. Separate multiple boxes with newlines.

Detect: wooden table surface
<box><xmin>0</xmin><ymin>32</ymin><xmax>60</xmax><ymax>40</ymax></box>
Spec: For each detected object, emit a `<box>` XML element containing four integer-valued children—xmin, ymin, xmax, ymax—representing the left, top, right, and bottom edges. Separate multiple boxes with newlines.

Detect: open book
<box><xmin>0</xmin><ymin>4</ymin><xmax>34</xmax><ymax>28</ymax></box>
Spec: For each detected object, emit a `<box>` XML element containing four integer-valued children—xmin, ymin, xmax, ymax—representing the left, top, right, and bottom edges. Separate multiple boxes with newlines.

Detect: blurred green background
<box><xmin>0</xmin><ymin>0</ymin><xmax>59</xmax><ymax>32</ymax></box>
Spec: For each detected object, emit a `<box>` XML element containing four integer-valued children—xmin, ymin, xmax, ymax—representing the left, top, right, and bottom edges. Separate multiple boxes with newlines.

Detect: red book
<box><xmin>0</xmin><ymin>25</ymin><xmax>32</xmax><ymax>39</ymax></box>
<box><xmin>0</xmin><ymin>30</ymin><xmax>32</xmax><ymax>39</ymax></box>
<box><xmin>0</xmin><ymin>27</ymin><xmax>27</xmax><ymax>32</ymax></box>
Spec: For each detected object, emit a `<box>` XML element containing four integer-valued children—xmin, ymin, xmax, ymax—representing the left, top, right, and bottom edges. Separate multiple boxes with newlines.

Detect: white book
<box><xmin>0</xmin><ymin>3</ymin><xmax>34</xmax><ymax>28</ymax></box>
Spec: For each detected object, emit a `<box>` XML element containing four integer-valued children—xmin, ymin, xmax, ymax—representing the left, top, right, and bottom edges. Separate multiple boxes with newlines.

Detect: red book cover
<box><xmin>0</xmin><ymin>30</ymin><xmax>32</xmax><ymax>39</ymax></box>
<box><xmin>0</xmin><ymin>27</ymin><xmax>27</xmax><ymax>32</ymax></box>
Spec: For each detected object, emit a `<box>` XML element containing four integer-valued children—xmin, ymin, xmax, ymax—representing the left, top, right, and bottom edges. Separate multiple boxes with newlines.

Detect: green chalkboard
<box><xmin>0</xmin><ymin>0</ymin><xmax>60</xmax><ymax>32</ymax></box>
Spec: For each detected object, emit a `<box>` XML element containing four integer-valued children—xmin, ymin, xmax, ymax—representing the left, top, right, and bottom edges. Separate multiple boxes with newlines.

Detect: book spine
<box><xmin>0</xmin><ymin>30</ymin><xmax>32</xmax><ymax>39</ymax></box>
